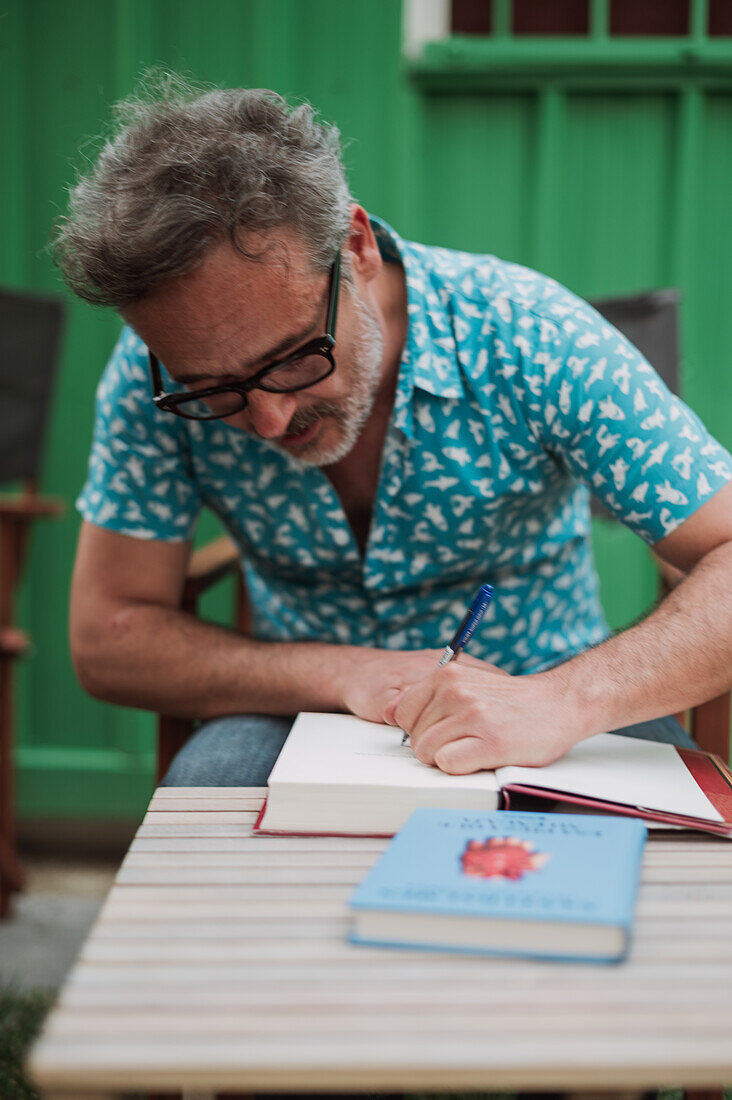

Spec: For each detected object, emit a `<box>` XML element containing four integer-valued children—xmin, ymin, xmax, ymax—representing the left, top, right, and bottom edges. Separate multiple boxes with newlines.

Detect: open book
<box><xmin>254</xmin><ymin>713</ymin><xmax>732</xmax><ymax>838</ymax></box>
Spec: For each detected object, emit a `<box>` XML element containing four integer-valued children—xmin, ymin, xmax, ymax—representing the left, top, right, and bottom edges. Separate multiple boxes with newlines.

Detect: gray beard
<box><xmin>279</xmin><ymin>290</ymin><xmax>385</xmax><ymax>467</ymax></box>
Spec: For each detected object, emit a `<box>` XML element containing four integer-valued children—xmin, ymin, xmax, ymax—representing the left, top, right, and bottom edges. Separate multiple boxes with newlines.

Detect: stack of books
<box><xmin>253</xmin><ymin>711</ymin><xmax>732</xmax><ymax>963</ymax></box>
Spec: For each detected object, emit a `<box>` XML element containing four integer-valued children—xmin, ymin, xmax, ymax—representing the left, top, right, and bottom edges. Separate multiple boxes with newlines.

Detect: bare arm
<box><xmin>547</xmin><ymin>479</ymin><xmax>732</xmax><ymax>734</ymax></box>
<box><xmin>70</xmin><ymin>521</ymin><xmax>469</xmax><ymax>720</ymax></box>
<box><xmin>387</xmin><ymin>481</ymin><xmax>732</xmax><ymax>773</ymax></box>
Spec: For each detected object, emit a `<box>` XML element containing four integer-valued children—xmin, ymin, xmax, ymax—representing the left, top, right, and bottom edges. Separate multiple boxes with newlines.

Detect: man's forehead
<box><xmin>183</xmin><ymin>231</ymin><xmax>316</xmax><ymax>300</ymax></box>
<box><xmin>130</xmin><ymin>227</ymin><xmax>316</xmax><ymax>314</ymax></box>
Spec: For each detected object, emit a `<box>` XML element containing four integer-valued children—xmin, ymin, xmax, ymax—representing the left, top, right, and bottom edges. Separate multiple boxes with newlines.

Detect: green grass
<box><xmin>0</xmin><ymin>985</ymin><xmax>55</xmax><ymax>1100</ymax></box>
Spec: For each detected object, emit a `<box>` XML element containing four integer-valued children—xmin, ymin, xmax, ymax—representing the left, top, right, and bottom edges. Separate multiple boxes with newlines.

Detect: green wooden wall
<box><xmin>2</xmin><ymin>0</ymin><xmax>731</xmax><ymax>819</ymax></box>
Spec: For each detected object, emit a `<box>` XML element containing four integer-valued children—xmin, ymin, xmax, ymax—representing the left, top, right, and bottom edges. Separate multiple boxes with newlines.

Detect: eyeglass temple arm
<box><xmin>326</xmin><ymin>252</ymin><xmax>341</xmax><ymax>337</ymax></box>
<box><xmin>148</xmin><ymin>351</ymin><xmax>163</xmax><ymax>395</ymax></box>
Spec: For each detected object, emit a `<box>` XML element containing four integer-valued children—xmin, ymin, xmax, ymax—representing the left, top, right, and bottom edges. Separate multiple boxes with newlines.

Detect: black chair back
<box><xmin>0</xmin><ymin>287</ymin><xmax>66</xmax><ymax>485</ymax></box>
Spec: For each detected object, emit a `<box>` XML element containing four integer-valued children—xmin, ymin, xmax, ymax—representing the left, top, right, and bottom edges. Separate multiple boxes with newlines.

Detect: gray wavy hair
<box><xmin>54</xmin><ymin>75</ymin><xmax>354</xmax><ymax>306</ymax></box>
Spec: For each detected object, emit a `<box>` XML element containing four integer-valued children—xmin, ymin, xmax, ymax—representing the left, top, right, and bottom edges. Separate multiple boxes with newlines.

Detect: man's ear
<box><xmin>345</xmin><ymin>204</ymin><xmax>382</xmax><ymax>284</ymax></box>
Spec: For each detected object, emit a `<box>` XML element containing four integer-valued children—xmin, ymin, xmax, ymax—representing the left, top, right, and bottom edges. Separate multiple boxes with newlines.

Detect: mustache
<box><xmin>285</xmin><ymin>402</ymin><xmax>345</xmax><ymax>434</ymax></box>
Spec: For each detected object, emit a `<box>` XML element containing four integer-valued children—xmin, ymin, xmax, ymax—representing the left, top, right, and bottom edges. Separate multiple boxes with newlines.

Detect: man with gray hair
<box><xmin>60</xmin><ymin>79</ymin><xmax>732</xmax><ymax>786</ymax></box>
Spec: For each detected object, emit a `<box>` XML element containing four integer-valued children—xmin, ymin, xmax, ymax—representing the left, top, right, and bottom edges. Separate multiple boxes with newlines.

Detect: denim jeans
<box><xmin>160</xmin><ymin>711</ymin><xmax>695</xmax><ymax>787</ymax></box>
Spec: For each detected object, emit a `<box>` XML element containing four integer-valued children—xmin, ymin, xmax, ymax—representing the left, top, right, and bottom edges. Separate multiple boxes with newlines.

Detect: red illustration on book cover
<box><xmin>460</xmin><ymin>837</ymin><xmax>550</xmax><ymax>880</ymax></box>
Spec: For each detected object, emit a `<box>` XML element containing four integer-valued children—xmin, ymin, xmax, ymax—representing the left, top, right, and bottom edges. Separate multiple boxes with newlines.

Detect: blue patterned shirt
<box><xmin>77</xmin><ymin>216</ymin><xmax>732</xmax><ymax>673</ymax></box>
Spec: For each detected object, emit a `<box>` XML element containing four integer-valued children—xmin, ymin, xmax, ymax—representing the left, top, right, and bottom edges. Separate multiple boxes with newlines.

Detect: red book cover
<box><xmin>502</xmin><ymin>746</ymin><xmax>732</xmax><ymax>837</ymax></box>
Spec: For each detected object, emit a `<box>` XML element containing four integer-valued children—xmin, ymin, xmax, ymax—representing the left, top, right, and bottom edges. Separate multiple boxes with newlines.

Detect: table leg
<box><xmin>148</xmin><ymin>1092</ymin><xmax>217</xmax><ymax>1100</ymax></box>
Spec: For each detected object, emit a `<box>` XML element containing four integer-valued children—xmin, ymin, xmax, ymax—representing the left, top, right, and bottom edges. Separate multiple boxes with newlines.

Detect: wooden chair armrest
<box><xmin>0</xmin><ymin>494</ymin><xmax>64</xmax><ymax>520</ymax></box>
<box><xmin>0</xmin><ymin>626</ymin><xmax>30</xmax><ymax>657</ymax></box>
<box><xmin>182</xmin><ymin>535</ymin><xmax>240</xmax><ymax>606</ymax></box>
<box><xmin>691</xmin><ymin>691</ymin><xmax>731</xmax><ymax>760</ymax></box>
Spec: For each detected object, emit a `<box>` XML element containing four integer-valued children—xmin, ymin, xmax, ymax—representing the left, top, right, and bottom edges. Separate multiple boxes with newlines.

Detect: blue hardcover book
<box><xmin>348</xmin><ymin>809</ymin><xmax>647</xmax><ymax>963</ymax></box>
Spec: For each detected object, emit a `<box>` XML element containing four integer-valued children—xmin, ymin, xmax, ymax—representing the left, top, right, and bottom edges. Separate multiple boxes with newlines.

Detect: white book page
<box><xmin>268</xmin><ymin>713</ymin><xmax>500</xmax><ymax>798</ymax></box>
<box><xmin>497</xmin><ymin>732</ymin><xmax>722</xmax><ymax>823</ymax></box>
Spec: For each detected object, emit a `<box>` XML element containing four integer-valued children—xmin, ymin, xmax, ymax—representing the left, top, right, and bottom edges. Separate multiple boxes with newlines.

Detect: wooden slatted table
<box><xmin>29</xmin><ymin>786</ymin><xmax>732</xmax><ymax>1099</ymax></box>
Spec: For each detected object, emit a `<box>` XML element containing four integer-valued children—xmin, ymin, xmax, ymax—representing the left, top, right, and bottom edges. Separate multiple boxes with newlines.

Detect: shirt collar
<box><xmin>369</xmin><ymin>215</ymin><xmax>465</xmax><ymax>439</ymax></box>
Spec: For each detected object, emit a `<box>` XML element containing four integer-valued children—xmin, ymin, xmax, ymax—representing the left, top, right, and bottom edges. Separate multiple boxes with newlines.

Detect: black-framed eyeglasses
<box><xmin>148</xmin><ymin>253</ymin><xmax>341</xmax><ymax>421</ymax></box>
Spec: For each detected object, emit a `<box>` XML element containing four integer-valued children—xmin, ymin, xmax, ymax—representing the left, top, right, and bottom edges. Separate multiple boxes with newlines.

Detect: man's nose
<box><xmin>242</xmin><ymin>388</ymin><xmax>298</xmax><ymax>438</ymax></box>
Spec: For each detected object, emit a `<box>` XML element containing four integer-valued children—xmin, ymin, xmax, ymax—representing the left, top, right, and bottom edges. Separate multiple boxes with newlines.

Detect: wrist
<box><xmin>537</xmin><ymin>661</ymin><xmax>600</xmax><ymax>746</ymax></box>
<box><xmin>254</xmin><ymin>642</ymin><xmax>374</xmax><ymax>715</ymax></box>
<box><xmin>330</xmin><ymin>645</ymin><xmax>381</xmax><ymax>712</ymax></box>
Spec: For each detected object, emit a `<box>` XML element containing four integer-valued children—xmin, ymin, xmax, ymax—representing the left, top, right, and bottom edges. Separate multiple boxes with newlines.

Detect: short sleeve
<box><xmin>517</xmin><ymin>295</ymin><xmax>732</xmax><ymax>544</ymax></box>
<box><xmin>76</xmin><ymin>326</ymin><xmax>201</xmax><ymax>541</ymax></box>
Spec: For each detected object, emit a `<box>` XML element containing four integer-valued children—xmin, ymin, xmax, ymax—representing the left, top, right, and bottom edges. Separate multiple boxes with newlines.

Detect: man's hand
<box><xmin>383</xmin><ymin>663</ymin><xmax>581</xmax><ymax>774</ymax></box>
<box><xmin>339</xmin><ymin>648</ymin><xmax>488</xmax><ymax>725</ymax></box>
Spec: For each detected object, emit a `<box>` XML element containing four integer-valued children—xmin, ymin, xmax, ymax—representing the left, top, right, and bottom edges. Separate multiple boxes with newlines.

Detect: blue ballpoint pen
<box><xmin>401</xmin><ymin>583</ymin><xmax>494</xmax><ymax>745</ymax></box>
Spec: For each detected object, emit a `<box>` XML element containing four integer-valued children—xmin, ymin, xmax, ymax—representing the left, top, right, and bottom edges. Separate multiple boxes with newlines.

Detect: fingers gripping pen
<box><xmin>401</xmin><ymin>584</ymin><xmax>494</xmax><ymax>746</ymax></box>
